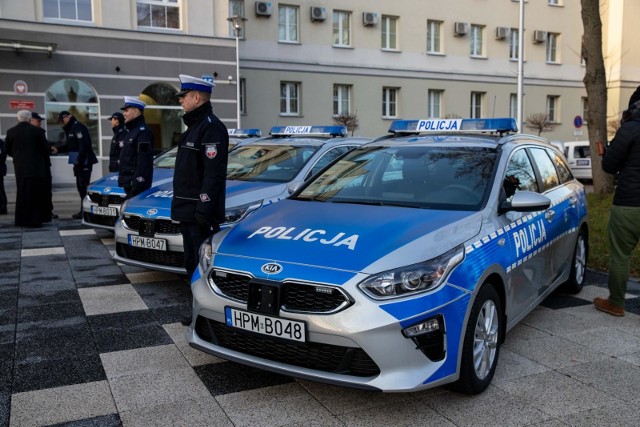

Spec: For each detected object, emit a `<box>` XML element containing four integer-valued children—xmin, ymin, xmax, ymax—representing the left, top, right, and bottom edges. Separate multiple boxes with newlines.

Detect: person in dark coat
<box><xmin>171</xmin><ymin>74</ymin><xmax>229</xmax><ymax>326</ymax></box>
<box><xmin>30</xmin><ymin>112</ymin><xmax>56</xmax><ymax>221</ymax></box>
<box><xmin>118</xmin><ymin>97</ymin><xmax>154</xmax><ymax>199</ymax></box>
<box><xmin>57</xmin><ymin>111</ymin><xmax>98</xmax><ymax>219</ymax></box>
<box><xmin>0</xmin><ymin>137</ymin><xmax>7</xmax><ymax>215</ymax></box>
<box><xmin>5</xmin><ymin>110</ymin><xmax>50</xmax><ymax>227</ymax></box>
<box><xmin>594</xmin><ymin>100</ymin><xmax>640</xmax><ymax>317</ymax></box>
<box><xmin>109</xmin><ymin>112</ymin><xmax>126</xmax><ymax>172</ymax></box>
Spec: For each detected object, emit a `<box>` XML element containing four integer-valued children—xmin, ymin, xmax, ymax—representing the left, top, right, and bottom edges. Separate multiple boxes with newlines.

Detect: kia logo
<box><xmin>261</xmin><ymin>262</ymin><xmax>283</xmax><ymax>274</ymax></box>
<box><xmin>146</xmin><ymin>208</ymin><xmax>158</xmax><ymax>216</ymax></box>
<box><xmin>104</xmin><ymin>187</ymin><xmax>111</xmax><ymax>193</ymax></box>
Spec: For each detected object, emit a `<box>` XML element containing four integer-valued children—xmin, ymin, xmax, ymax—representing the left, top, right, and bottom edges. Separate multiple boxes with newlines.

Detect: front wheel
<box><xmin>448</xmin><ymin>284</ymin><xmax>502</xmax><ymax>395</ymax></box>
<box><xmin>561</xmin><ymin>228</ymin><xmax>588</xmax><ymax>294</ymax></box>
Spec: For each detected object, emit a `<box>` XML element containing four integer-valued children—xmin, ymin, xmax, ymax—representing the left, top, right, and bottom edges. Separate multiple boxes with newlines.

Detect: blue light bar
<box><xmin>270</xmin><ymin>125</ymin><xmax>348</xmax><ymax>137</ymax></box>
<box><xmin>228</xmin><ymin>128</ymin><xmax>262</xmax><ymax>137</ymax></box>
<box><xmin>388</xmin><ymin>118</ymin><xmax>518</xmax><ymax>134</ymax></box>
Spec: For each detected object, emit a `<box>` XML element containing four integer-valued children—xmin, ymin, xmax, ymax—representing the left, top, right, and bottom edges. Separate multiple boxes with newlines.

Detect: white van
<box><xmin>563</xmin><ymin>141</ymin><xmax>592</xmax><ymax>181</ymax></box>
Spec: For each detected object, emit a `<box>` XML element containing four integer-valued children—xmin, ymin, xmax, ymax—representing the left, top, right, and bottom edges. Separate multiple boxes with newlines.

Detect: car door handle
<box><xmin>569</xmin><ymin>196</ymin><xmax>577</xmax><ymax>207</ymax></box>
<box><xmin>545</xmin><ymin>210</ymin><xmax>555</xmax><ymax>222</ymax></box>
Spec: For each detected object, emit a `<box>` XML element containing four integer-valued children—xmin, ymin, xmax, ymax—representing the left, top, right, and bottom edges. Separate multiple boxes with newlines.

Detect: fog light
<box><xmin>402</xmin><ymin>315</ymin><xmax>446</xmax><ymax>362</ymax></box>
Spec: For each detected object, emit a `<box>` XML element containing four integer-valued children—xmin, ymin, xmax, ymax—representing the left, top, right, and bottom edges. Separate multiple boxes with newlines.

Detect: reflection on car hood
<box><xmin>88</xmin><ymin>168</ymin><xmax>174</xmax><ymax>196</ymax></box>
<box><xmin>215</xmin><ymin>199</ymin><xmax>481</xmax><ymax>272</ymax></box>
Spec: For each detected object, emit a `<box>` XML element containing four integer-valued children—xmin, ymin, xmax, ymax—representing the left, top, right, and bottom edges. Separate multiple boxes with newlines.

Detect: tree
<box><xmin>332</xmin><ymin>113</ymin><xmax>359</xmax><ymax>136</ymax></box>
<box><xmin>582</xmin><ymin>0</ymin><xmax>614</xmax><ymax>193</ymax></box>
<box><xmin>525</xmin><ymin>113</ymin><xmax>557</xmax><ymax>136</ymax></box>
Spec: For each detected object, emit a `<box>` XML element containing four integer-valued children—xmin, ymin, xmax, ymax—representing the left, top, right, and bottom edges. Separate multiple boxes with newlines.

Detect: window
<box><xmin>427</xmin><ymin>20</ymin><xmax>442</xmax><ymax>54</ymax></box>
<box><xmin>280</xmin><ymin>82</ymin><xmax>300</xmax><ymax>115</ymax></box>
<box><xmin>381</xmin><ymin>16</ymin><xmax>398</xmax><ymax>50</ymax></box>
<box><xmin>333</xmin><ymin>10</ymin><xmax>351</xmax><ymax>47</ymax></box>
<box><xmin>43</xmin><ymin>0</ymin><xmax>92</xmax><ymax>21</ymax></box>
<box><xmin>546</xmin><ymin>95</ymin><xmax>560</xmax><ymax>122</ymax></box>
<box><xmin>510</xmin><ymin>93</ymin><xmax>517</xmax><ymax>118</ymax></box>
<box><xmin>503</xmin><ymin>149</ymin><xmax>538</xmax><ymax>204</ymax></box>
<box><xmin>278</xmin><ymin>5</ymin><xmax>299</xmax><ymax>43</ymax></box>
<box><xmin>229</xmin><ymin>0</ymin><xmax>245</xmax><ymax>38</ymax></box>
<box><xmin>509</xmin><ymin>28</ymin><xmax>519</xmax><ymax>60</ymax></box>
<box><xmin>529</xmin><ymin>148</ymin><xmax>559</xmax><ymax>192</ymax></box>
<box><xmin>137</xmin><ymin>0</ymin><xmax>180</xmax><ymax>30</ymax></box>
<box><xmin>428</xmin><ymin>90</ymin><xmax>443</xmax><ymax>118</ymax></box>
<box><xmin>546</xmin><ymin>32</ymin><xmax>559</xmax><ymax>63</ymax></box>
<box><xmin>333</xmin><ymin>84</ymin><xmax>351</xmax><ymax>116</ymax></box>
<box><xmin>382</xmin><ymin>87</ymin><xmax>398</xmax><ymax>118</ymax></box>
<box><xmin>470</xmin><ymin>92</ymin><xmax>484</xmax><ymax>118</ymax></box>
<box><xmin>470</xmin><ymin>24</ymin><xmax>484</xmax><ymax>57</ymax></box>
<box><xmin>240</xmin><ymin>78</ymin><xmax>246</xmax><ymax>114</ymax></box>
<box><xmin>548</xmin><ymin>0</ymin><xmax>561</xmax><ymax>5</ymax></box>
<box><xmin>581</xmin><ymin>97</ymin><xmax>588</xmax><ymax>124</ymax></box>
<box><xmin>547</xmin><ymin>148</ymin><xmax>573</xmax><ymax>184</ymax></box>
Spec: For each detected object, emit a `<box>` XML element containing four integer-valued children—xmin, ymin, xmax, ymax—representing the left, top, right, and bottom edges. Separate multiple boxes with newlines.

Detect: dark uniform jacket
<box><xmin>118</xmin><ymin>115</ymin><xmax>154</xmax><ymax>197</ymax></box>
<box><xmin>5</xmin><ymin>122</ymin><xmax>49</xmax><ymax>178</ymax></box>
<box><xmin>602</xmin><ymin>114</ymin><xmax>640</xmax><ymax>207</ymax></box>
<box><xmin>0</xmin><ymin>139</ymin><xmax>6</xmax><ymax>177</ymax></box>
<box><xmin>59</xmin><ymin>117</ymin><xmax>98</xmax><ymax>173</ymax></box>
<box><xmin>109</xmin><ymin>124</ymin><xmax>126</xmax><ymax>172</ymax></box>
<box><xmin>171</xmin><ymin>102</ymin><xmax>229</xmax><ymax>225</ymax></box>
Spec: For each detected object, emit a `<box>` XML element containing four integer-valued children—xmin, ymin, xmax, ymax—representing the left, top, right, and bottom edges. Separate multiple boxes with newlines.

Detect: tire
<box><xmin>448</xmin><ymin>284</ymin><xmax>502</xmax><ymax>395</ymax></box>
<box><xmin>561</xmin><ymin>228</ymin><xmax>588</xmax><ymax>294</ymax></box>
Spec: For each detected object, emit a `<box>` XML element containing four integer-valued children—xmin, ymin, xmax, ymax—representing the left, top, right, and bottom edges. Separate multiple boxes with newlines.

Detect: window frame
<box><xmin>382</xmin><ymin>87</ymin><xmax>399</xmax><ymax>119</ymax></box>
<box><xmin>426</xmin><ymin>19</ymin><xmax>443</xmax><ymax>54</ymax></box>
<box><xmin>470</xmin><ymin>92</ymin><xmax>484</xmax><ymax>118</ymax></box>
<box><xmin>333</xmin><ymin>10</ymin><xmax>352</xmax><ymax>47</ymax></box>
<box><xmin>509</xmin><ymin>93</ymin><xmax>518</xmax><ymax>118</ymax></box>
<box><xmin>546</xmin><ymin>32</ymin><xmax>560</xmax><ymax>63</ymax></box>
<box><xmin>333</xmin><ymin>84</ymin><xmax>351</xmax><ymax>116</ymax></box>
<box><xmin>427</xmin><ymin>89</ymin><xmax>443</xmax><ymax>118</ymax></box>
<box><xmin>381</xmin><ymin>15</ymin><xmax>398</xmax><ymax>51</ymax></box>
<box><xmin>278</xmin><ymin>4</ymin><xmax>299</xmax><ymax>43</ymax></box>
<box><xmin>470</xmin><ymin>24</ymin><xmax>485</xmax><ymax>57</ymax></box>
<box><xmin>136</xmin><ymin>0</ymin><xmax>181</xmax><ymax>30</ymax></box>
<box><xmin>546</xmin><ymin>95</ymin><xmax>560</xmax><ymax>123</ymax></box>
<box><xmin>509</xmin><ymin>28</ymin><xmax>519</xmax><ymax>60</ymax></box>
<box><xmin>42</xmin><ymin>0</ymin><xmax>93</xmax><ymax>22</ymax></box>
<box><xmin>280</xmin><ymin>81</ymin><xmax>301</xmax><ymax>116</ymax></box>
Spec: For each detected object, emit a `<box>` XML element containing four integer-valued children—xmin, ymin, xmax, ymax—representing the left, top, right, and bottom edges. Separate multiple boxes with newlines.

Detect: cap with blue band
<box><xmin>120</xmin><ymin>96</ymin><xmax>146</xmax><ymax>111</ymax></box>
<box><xmin>176</xmin><ymin>74</ymin><xmax>215</xmax><ymax>96</ymax></box>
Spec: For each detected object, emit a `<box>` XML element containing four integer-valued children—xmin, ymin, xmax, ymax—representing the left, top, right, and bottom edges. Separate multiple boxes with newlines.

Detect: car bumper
<box><xmin>81</xmin><ymin>197</ymin><xmax>122</xmax><ymax>231</ymax></box>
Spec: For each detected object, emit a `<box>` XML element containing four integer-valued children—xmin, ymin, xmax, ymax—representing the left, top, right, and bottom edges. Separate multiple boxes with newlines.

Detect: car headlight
<box><xmin>119</xmin><ymin>199</ymin><xmax>130</xmax><ymax>218</ymax></box>
<box><xmin>199</xmin><ymin>237</ymin><xmax>213</xmax><ymax>272</ymax></box>
<box><xmin>358</xmin><ymin>245</ymin><xmax>465</xmax><ymax>300</ymax></box>
<box><xmin>224</xmin><ymin>201</ymin><xmax>263</xmax><ymax>224</ymax></box>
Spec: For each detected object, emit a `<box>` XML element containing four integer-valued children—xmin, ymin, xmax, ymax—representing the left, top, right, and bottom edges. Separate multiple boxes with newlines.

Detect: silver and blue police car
<box><xmin>113</xmin><ymin>125</ymin><xmax>370</xmax><ymax>274</ymax></box>
<box><xmin>186</xmin><ymin>118</ymin><xmax>589</xmax><ymax>394</ymax></box>
<box><xmin>82</xmin><ymin>129</ymin><xmax>262</xmax><ymax>231</ymax></box>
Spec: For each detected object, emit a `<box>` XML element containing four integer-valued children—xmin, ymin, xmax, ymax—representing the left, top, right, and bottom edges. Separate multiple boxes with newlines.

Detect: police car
<box><xmin>186</xmin><ymin>118</ymin><xmax>589</xmax><ymax>394</ymax></box>
<box><xmin>81</xmin><ymin>129</ymin><xmax>262</xmax><ymax>231</ymax></box>
<box><xmin>113</xmin><ymin>125</ymin><xmax>370</xmax><ymax>274</ymax></box>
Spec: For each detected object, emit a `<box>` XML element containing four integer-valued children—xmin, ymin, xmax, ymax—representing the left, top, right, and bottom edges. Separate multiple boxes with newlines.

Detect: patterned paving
<box><xmin>1</xmin><ymin>217</ymin><xmax>640</xmax><ymax>427</ymax></box>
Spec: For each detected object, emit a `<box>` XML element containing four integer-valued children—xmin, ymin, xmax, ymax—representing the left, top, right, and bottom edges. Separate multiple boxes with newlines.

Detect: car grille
<box><xmin>211</xmin><ymin>271</ymin><xmax>352</xmax><ymax>314</ymax></box>
<box><xmin>88</xmin><ymin>193</ymin><xmax>125</xmax><ymax>206</ymax></box>
<box><xmin>116</xmin><ymin>242</ymin><xmax>184</xmax><ymax>268</ymax></box>
<box><xmin>195</xmin><ymin>316</ymin><xmax>380</xmax><ymax>377</ymax></box>
<box><xmin>123</xmin><ymin>216</ymin><xmax>181</xmax><ymax>234</ymax></box>
<box><xmin>84</xmin><ymin>212</ymin><xmax>117</xmax><ymax>227</ymax></box>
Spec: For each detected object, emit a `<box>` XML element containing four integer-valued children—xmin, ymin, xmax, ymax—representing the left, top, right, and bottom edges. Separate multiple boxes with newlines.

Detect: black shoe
<box><xmin>51</xmin><ymin>213</ymin><xmax>59</xmax><ymax>219</ymax></box>
<box><xmin>72</xmin><ymin>212</ymin><xmax>82</xmax><ymax>219</ymax></box>
<box><xmin>180</xmin><ymin>316</ymin><xmax>192</xmax><ymax>326</ymax></box>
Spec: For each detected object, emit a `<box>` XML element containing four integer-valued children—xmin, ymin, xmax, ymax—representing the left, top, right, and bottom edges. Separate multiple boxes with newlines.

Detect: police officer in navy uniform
<box><xmin>109</xmin><ymin>112</ymin><xmax>126</xmax><ymax>172</ymax></box>
<box><xmin>57</xmin><ymin>111</ymin><xmax>98</xmax><ymax>219</ymax></box>
<box><xmin>171</xmin><ymin>74</ymin><xmax>229</xmax><ymax>325</ymax></box>
<box><xmin>118</xmin><ymin>97</ymin><xmax>154</xmax><ymax>199</ymax></box>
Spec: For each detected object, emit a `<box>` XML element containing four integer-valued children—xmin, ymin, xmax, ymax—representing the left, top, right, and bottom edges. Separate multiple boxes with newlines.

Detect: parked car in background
<box><xmin>186</xmin><ymin>118</ymin><xmax>589</xmax><ymax>394</ymax></box>
<box><xmin>113</xmin><ymin>125</ymin><xmax>371</xmax><ymax>274</ymax></box>
<box><xmin>563</xmin><ymin>140</ymin><xmax>592</xmax><ymax>181</ymax></box>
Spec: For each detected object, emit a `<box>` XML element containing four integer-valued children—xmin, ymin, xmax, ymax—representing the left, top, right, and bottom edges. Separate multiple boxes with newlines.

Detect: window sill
<box><xmin>332</xmin><ymin>45</ymin><xmax>354</xmax><ymax>49</ymax></box>
<box><xmin>278</xmin><ymin>40</ymin><xmax>301</xmax><ymax>45</ymax></box>
<box><xmin>279</xmin><ymin>113</ymin><xmax>302</xmax><ymax>117</ymax></box>
<box><xmin>427</xmin><ymin>51</ymin><xmax>445</xmax><ymax>56</ymax></box>
<box><xmin>381</xmin><ymin>48</ymin><xmax>401</xmax><ymax>53</ymax></box>
<box><xmin>546</xmin><ymin>61</ymin><xmax>562</xmax><ymax>65</ymax></box>
<box><xmin>470</xmin><ymin>55</ymin><xmax>488</xmax><ymax>60</ymax></box>
<box><xmin>42</xmin><ymin>18</ymin><xmax>95</xmax><ymax>26</ymax></box>
<box><xmin>382</xmin><ymin>116</ymin><xmax>398</xmax><ymax>120</ymax></box>
<box><xmin>137</xmin><ymin>26</ymin><xmax>183</xmax><ymax>34</ymax></box>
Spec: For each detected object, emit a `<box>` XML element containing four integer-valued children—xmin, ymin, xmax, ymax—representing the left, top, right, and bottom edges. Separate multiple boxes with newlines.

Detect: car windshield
<box><xmin>153</xmin><ymin>146</ymin><xmax>178</xmax><ymax>168</ymax></box>
<box><xmin>227</xmin><ymin>144</ymin><xmax>319</xmax><ymax>182</ymax></box>
<box><xmin>295</xmin><ymin>145</ymin><xmax>498</xmax><ymax>211</ymax></box>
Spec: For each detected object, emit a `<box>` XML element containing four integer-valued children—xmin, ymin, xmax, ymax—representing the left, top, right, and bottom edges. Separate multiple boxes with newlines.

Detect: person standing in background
<box><xmin>30</xmin><ymin>112</ymin><xmax>57</xmax><ymax>221</ymax></box>
<box><xmin>118</xmin><ymin>97</ymin><xmax>154</xmax><ymax>199</ymax></box>
<box><xmin>0</xmin><ymin>137</ymin><xmax>7</xmax><ymax>215</ymax></box>
<box><xmin>109</xmin><ymin>112</ymin><xmax>126</xmax><ymax>173</ymax></box>
<box><xmin>5</xmin><ymin>110</ymin><xmax>50</xmax><ymax>227</ymax></box>
<box><xmin>57</xmin><ymin>111</ymin><xmax>97</xmax><ymax>219</ymax></box>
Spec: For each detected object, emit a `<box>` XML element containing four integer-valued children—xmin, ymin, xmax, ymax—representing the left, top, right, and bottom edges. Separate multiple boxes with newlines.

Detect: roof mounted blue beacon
<box><xmin>270</xmin><ymin>125</ymin><xmax>348</xmax><ymax>138</ymax></box>
<box><xmin>389</xmin><ymin>118</ymin><xmax>518</xmax><ymax>134</ymax></box>
<box><xmin>228</xmin><ymin>128</ymin><xmax>262</xmax><ymax>137</ymax></box>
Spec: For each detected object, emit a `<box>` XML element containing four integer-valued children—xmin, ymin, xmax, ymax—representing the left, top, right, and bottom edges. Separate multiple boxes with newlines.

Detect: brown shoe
<box><xmin>593</xmin><ymin>297</ymin><xmax>624</xmax><ymax>317</ymax></box>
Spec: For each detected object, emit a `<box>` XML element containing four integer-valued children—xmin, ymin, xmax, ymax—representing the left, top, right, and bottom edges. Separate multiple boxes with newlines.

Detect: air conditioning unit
<box><xmin>255</xmin><ymin>1</ymin><xmax>272</xmax><ymax>17</ymax></box>
<box><xmin>310</xmin><ymin>6</ymin><xmax>326</xmax><ymax>22</ymax></box>
<box><xmin>363</xmin><ymin>12</ymin><xmax>378</xmax><ymax>26</ymax></box>
<box><xmin>496</xmin><ymin>26</ymin><xmax>510</xmax><ymax>40</ymax></box>
<box><xmin>533</xmin><ymin>30</ymin><xmax>547</xmax><ymax>43</ymax></box>
<box><xmin>454</xmin><ymin>22</ymin><xmax>469</xmax><ymax>36</ymax></box>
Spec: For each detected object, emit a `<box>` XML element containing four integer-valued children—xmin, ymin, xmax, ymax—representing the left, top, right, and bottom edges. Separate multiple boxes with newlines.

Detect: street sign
<box><xmin>573</xmin><ymin>115</ymin><xmax>583</xmax><ymax>128</ymax></box>
<box><xmin>9</xmin><ymin>99</ymin><xmax>35</xmax><ymax>110</ymax></box>
<box><xmin>573</xmin><ymin>128</ymin><xmax>583</xmax><ymax>137</ymax></box>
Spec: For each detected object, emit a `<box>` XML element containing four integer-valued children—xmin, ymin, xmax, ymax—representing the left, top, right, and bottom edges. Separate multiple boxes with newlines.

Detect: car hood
<box><xmin>215</xmin><ymin>199</ymin><xmax>482</xmax><ymax>273</ymax></box>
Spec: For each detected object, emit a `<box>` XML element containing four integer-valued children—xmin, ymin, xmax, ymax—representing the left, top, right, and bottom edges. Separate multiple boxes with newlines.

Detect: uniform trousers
<box><xmin>607</xmin><ymin>204</ymin><xmax>640</xmax><ymax>307</ymax></box>
<box><xmin>15</xmin><ymin>176</ymin><xmax>46</xmax><ymax>227</ymax></box>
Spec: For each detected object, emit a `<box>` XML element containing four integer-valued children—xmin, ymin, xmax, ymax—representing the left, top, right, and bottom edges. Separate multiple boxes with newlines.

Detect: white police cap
<box><xmin>120</xmin><ymin>96</ymin><xmax>146</xmax><ymax>111</ymax></box>
<box><xmin>177</xmin><ymin>74</ymin><xmax>215</xmax><ymax>96</ymax></box>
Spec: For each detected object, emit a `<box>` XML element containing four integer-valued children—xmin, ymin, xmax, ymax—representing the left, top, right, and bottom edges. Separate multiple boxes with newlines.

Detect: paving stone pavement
<box><xmin>2</xmin><ymin>179</ymin><xmax>640</xmax><ymax>426</ymax></box>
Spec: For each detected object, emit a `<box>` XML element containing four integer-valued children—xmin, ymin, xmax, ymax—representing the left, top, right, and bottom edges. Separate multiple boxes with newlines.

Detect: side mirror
<box><xmin>500</xmin><ymin>190</ymin><xmax>551</xmax><ymax>213</ymax></box>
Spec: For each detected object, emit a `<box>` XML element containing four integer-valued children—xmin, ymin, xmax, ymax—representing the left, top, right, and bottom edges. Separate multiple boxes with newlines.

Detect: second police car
<box><xmin>81</xmin><ymin>129</ymin><xmax>262</xmax><ymax>231</ymax></box>
<box><xmin>113</xmin><ymin>125</ymin><xmax>370</xmax><ymax>274</ymax></box>
<box><xmin>186</xmin><ymin>118</ymin><xmax>589</xmax><ymax>394</ymax></box>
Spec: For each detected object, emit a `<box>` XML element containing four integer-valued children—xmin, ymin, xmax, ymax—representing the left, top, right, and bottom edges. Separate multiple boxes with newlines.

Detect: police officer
<box><xmin>118</xmin><ymin>97</ymin><xmax>154</xmax><ymax>199</ymax></box>
<box><xmin>57</xmin><ymin>111</ymin><xmax>98</xmax><ymax>219</ymax></box>
<box><xmin>109</xmin><ymin>112</ymin><xmax>126</xmax><ymax>172</ymax></box>
<box><xmin>171</xmin><ymin>74</ymin><xmax>229</xmax><ymax>325</ymax></box>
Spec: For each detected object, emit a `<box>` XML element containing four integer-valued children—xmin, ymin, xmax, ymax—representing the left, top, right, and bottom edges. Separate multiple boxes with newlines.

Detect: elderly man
<box><xmin>5</xmin><ymin>110</ymin><xmax>50</xmax><ymax>227</ymax></box>
<box><xmin>30</xmin><ymin>111</ymin><xmax>57</xmax><ymax>221</ymax></box>
<box><xmin>118</xmin><ymin>97</ymin><xmax>154</xmax><ymax>199</ymax></box>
